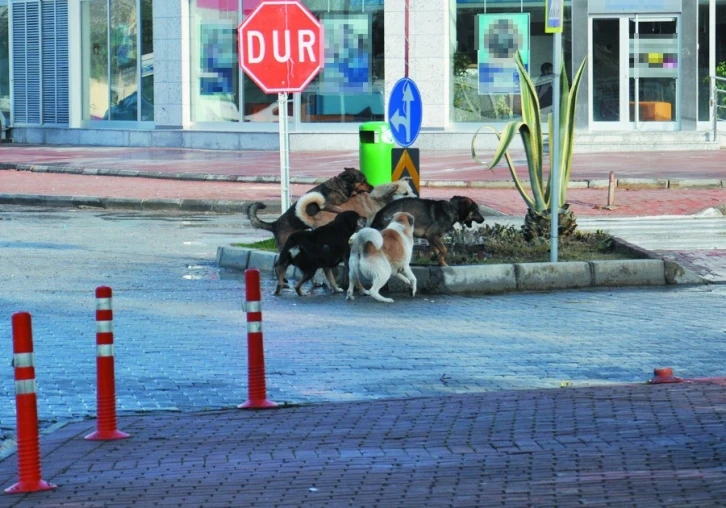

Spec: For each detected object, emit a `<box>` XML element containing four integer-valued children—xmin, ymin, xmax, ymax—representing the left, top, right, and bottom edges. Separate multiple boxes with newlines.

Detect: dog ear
<box><xmin>338</xmin><ymin>167</ymin><xmax>358</xmax><ymax>183</ymax></box>
<box><xmin>340</xmin><ymin>172</ymin><xmax>356</xmax><ymax>183</ymax></box>
<box><xmin>381</xmin><ymin>186</ymin><xmax>398</xmax><ymax>199</ymax></box>
<box><xmin>451</xmin><ymin>196</ymin><xmax>471</xmax><ymax>220</ymax></box>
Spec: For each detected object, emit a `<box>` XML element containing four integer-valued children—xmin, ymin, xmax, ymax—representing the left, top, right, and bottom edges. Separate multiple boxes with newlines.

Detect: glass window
<box><xmin>592</xmin><ymin>18</ymin><xmax>619</xmax><ymax>122</ymax></box>
<box><xmin>629</xmin><ymin>17</ymin><xmax>678</xmax><ymax>123</ymax></box>
<box><xmin>189</xmin><ymin>0</ymin><xmax>243</xmax><ymax>122</ymax></box>
<box><xmin>718</xmin><ymin>0</ymin><xmax>726</xmax><ymax>120</ymax></box>
<box><xmin>141</xmin><ymin>0</ymin><xmax>153</xmax><ymax>121</ymax></box>
<box><xmin>0</xmin><ymin>3</ymin><xmax>8</xmax><ymax>124</ymax></box>
<box><xmin>109</xmin><ymin>0</ymin><xmax>138</xmax><ymax>120</ymax></box>
<box><xmin>453</xmin><ymin>0</ymin><xmax>572</xmax><ymax>123</ymax></box>
<box><xmin>82</xmin><ymin>0</ymin><xmax>109</xmax><ymax>120</ymax></box>
<box><xmin>300</xmin><ymin>0</ymin><xmax>384</xmax><ymax>123</ymax></box>
<box><xmin>188</xmin><ymin>0</ymin><xmax>383</xmax><ymax>124</ymax></box>
<box><xmin>699</xmin><ymin>0</ymin><xmax>709</xmax><ymax>121</ymax></box>
<box><xmin>81</xmin><ymin>0</ymin><xmax>153</xmax><ymax>122</ymax></box>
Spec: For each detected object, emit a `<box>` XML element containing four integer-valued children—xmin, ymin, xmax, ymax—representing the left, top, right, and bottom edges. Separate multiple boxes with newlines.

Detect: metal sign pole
<box><xmin>278</xmin><ymin>92</ymin><xmax>290</xmax><ymax>212</ymax></box>
<box><xmin>547</xmin><ymin>0</ymin><xmax>563</xmax><ymax>263</ymax></box>
<box><xmin>550</xmin><ymin>31</ymin><xmax>561</xmax><ymax>263</ymax></box>
<box><xmin>238</xmin><ymin>1</ymin><xmax>324</xmax><ymax>214</ymax></box>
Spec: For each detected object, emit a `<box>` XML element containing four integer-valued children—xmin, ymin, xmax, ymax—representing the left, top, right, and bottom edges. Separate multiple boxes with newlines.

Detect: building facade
<box><xmin>1</xmin><ymin>0</ymin><xmax>725</xmax><ymax>152</ymax></box>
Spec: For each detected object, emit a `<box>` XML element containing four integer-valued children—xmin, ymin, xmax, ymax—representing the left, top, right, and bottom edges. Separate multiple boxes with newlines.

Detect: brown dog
<box><xmin>247</xmin><ymin>167</ymin><xmax>373</xmax><ymax>249</ymax></box>
<box><xmin>369</xmin><ymin>196</ymin><xmax>485</xmax><ymax>266</ymax></box>
<box><xmin>294</xmin><ymin>179</ymin><xmax>413</xmax><ymax>229</ymax></box>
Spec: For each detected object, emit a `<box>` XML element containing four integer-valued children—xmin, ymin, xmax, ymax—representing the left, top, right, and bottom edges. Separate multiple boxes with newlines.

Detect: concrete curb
<box><xmin>0</xmin><ymin>193</ymin><xmax>509</xmax><ymax>217</ymax></box>
<box><xmin>3</xmin><ymin>164</ymin><xmax>725</xmax><ymax>190</ymax></box>
<box><xmin>0</xmin><ymin>193</ymin><xmax>281</xmax><ymax>213</ymax></box>
<box><xmin>216</xmin><ymin>245</ymin><xmax>708</xmax><ymax>295</ymax></box>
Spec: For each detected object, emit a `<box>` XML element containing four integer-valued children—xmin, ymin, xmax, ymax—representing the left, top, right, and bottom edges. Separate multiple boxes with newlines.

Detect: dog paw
<box><xmin>333</xmin><ymin>287</ymin><xmax>344</xmax><ymax>293</ymax></box>
<box><xmin>372</xmin><ymin>295</ymin><xmax>394</xmax><ymax>303</ymax></box>
<box><xmin>346</xmin><ymin>294</ymin><xmax>355</xmax><ymax>301</ymax></box>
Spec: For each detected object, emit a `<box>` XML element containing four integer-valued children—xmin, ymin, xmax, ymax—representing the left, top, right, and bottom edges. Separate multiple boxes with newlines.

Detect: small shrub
<box><xmin>412</xmin><ymin>225</ymin><xmax>631</xmax><ymax>266</ymax></box>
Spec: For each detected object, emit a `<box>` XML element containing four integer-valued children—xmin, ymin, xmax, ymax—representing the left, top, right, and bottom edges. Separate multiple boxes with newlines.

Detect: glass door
<box><xmin>590</xmin><ymin>16</ymin><xmax>680</xmax><ymax>130</ymax></box>
<box><xmin>629</xmin><ymin>16</ymin><xmax>679</xmax><ymax>128</ymax></box>
<box><xmin>591</xmin><ymin>18</ymin><xmax>622</xmax><ymax>125</ymax></box>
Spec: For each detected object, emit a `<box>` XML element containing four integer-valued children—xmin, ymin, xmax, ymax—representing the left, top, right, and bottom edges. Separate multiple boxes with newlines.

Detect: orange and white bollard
<box><xmin>5</xmin><ymin>312</ymin><xmax>56</xmax><ymax>494</ymax></box>
<box><xmin>649</xmin><ymin>367</ymin><xmax>683</xmax><ymax>384</ymax></box>
<box><xmin>85</xmin><ymin>287</ymin><xmax>130</xmax><ymax>440</ymax></box>
<box><xmin>239</xmin><ymin>269</ymin><xmax>277</xmax><ymax>409</ymax></box>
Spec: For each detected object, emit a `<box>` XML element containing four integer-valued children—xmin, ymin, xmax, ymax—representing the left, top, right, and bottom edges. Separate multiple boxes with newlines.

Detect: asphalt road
<box><xmin>1</xmin><ymin>206</ymin><xmax>725</xmax><ymax>433</ymax></box>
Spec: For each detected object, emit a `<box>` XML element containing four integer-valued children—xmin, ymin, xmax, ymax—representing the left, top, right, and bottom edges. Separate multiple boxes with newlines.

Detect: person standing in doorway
<box><xmin>535</xmin><ymin>62</ymin><xmax>554</xmax><ymax>109</ymax></box>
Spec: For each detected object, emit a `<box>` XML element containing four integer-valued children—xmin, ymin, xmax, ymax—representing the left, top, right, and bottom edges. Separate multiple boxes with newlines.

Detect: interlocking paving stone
<box><xmin>1</xmin><ymin>382</ymin><xmax>725</xmax><ymax>506</ymax></box>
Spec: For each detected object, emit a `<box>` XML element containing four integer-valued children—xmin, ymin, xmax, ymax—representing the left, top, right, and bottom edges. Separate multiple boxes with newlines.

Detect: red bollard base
<box><xmin>5</xmin><ymin>479</ymin><xmax>56</xmax><ymax>494</ymax></box>
<box><xmin>84</xmin><ymin>429</ymin><xmax>131</xmax><ymax>441</ymax></box>
<box><xmin>649</xmin><ymin>367</ymin><xmax>683</xmax><ymax>384</ymax></box>
<box><xmin>238</xmin><ymin>399</ymin><xmax>278</xmax><ymax>409</ymax></box>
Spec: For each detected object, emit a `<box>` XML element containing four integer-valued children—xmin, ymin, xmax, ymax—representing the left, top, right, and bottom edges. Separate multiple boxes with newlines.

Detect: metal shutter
<box><xmin>42</xmin><ymin>0</ymin><xmax>68</xmax><ymax>124</ymax></box>
<box><xmin>11</xmin><ymin>0</ymin><xmax>41</xmax><ymax>124</ymax></box>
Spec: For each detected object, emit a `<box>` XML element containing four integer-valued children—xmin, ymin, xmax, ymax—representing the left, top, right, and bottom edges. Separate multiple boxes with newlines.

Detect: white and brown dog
<box><xmin>346</xmin><ymin>211</ymin><xmax>416</xmax><ymax>303</ymax></box>
<box><xmin>295</xmin><ymin>179</ymin><xmax>413</xmax><ymax>229</ymax></box>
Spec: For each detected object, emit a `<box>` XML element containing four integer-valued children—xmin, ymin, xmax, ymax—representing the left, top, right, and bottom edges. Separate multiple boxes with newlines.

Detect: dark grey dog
<box><xmin>370</xmin><ymin>196</ymin><xmax>485</xmax><ymax>266</ymax></box>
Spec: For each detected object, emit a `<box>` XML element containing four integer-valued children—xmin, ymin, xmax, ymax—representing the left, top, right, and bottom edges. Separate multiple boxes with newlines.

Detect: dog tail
<box><xmin>247</xmin><ymin>202</ymin><xmax>275</xmax><ymax>232</ymax></box>
<box><xmin>295</xmin><ymin>192</ymin><xmax>326</xmax><ymax>228</ymax></box>
<box><xmin>354</xmin><ymin>228</ymin><xmax>384</xmax><ymax>252</ymax></box>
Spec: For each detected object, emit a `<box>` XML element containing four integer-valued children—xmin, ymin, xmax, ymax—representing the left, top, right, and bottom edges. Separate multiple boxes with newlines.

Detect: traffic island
<box><xmin>216</xmin><ymin>238</ymin><xmax>707</xmax><ymax>295</ymax></box>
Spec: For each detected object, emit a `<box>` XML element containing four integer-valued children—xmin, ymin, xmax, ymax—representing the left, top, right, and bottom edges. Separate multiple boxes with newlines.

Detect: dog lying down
<box><xmin>274</xmin><ymin>211</ymin><xmax>362</xmax><ymax>296</ymax></box>
<box><xmin>295</xmin><ymin>178</ymin><xmax>414</xmax><ymax>229</ymax></box>
<box><xmin>347</xmin><ymin>212</ymin><xmax>416</xmax><ymax>304</ymax></box>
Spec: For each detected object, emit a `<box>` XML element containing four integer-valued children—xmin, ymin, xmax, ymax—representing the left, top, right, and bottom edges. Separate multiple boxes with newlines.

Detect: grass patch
<box><xmin>232</xmin><ymin>238</ymin><xmax>277</xmax><ymax>251</ymax></box>
<box><xmin>413</xmin><ymin>224</ymin><xmax>638</xmax><ymax>266</ymax></box>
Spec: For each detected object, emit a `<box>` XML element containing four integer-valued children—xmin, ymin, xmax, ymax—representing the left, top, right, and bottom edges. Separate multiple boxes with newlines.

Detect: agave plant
<box><xmin>471</xmin><ymin>51</ymin><xmax>587</xmax><ymax>241</ymax></box>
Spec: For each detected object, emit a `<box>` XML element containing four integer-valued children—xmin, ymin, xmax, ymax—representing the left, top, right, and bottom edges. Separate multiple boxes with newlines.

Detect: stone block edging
<box><xmin>216</xmin><ymin>245</ymin><xmax>707</xmax><ymax>295</ymax></box>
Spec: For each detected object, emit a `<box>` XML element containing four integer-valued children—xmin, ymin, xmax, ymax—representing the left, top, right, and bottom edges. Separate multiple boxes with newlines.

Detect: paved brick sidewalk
<box><xmin>1</xmin><ymin>381</ymin><xmax>725</xmax><ymax>506</ymax></box>
<box><xmin>1</xmin><ymin>169</ymin><xmax>725</xmax><ymax>217</ymax></box>
<box><xmin>1</xmin><ymin>145</ymin><xmax>725</xmax><ymax>217</ymax></box>
<box><xmin>0</xmin><ymin>145</ymin><xmax>725</xmax><ymax>181</ymax></box>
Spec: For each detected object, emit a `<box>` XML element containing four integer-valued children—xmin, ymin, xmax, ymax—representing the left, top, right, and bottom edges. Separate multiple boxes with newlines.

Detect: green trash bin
<box><xmin>359</xmin><ymin>121</ymin><xmax>394</xmax><ymax>186</ymax></box>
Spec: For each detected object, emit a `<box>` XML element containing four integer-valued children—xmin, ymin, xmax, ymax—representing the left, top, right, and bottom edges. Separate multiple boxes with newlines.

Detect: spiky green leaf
<box><xmin>514</xmin><ymin>51</ymin><xmax>543</xmax><ymax>187</ymax></box>
<box><xmin>558</xmin><ymin>57</ymin><xmax>587</xmax><ymax>205</ymax></box>
<box><xmin>471</xmin><ymin>124</ymin><xmax>535</xmax><ymax>209</ymax></box>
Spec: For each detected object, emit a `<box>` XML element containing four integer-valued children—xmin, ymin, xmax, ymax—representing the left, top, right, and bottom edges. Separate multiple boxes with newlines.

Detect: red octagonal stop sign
<box><xmin>238</xmin><ymin>0</ymin><xmax>324</xmax><ymax>94</ymax></box>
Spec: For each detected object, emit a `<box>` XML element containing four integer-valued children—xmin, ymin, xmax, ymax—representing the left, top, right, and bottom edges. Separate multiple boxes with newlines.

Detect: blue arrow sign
<box><xmin>387</xmin><ymin>77</ymin><xmax>422</xmax><ymax>148</ymax></box>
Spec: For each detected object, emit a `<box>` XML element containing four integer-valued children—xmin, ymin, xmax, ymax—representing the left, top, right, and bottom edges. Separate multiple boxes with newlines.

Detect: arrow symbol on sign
<box><xmin>391</xmin><ymin>83</ymin><xmax>415</xmax><ymax>144</ymax></box>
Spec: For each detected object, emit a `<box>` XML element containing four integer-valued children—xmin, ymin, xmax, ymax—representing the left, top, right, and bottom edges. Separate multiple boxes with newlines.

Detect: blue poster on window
<box><xmin>200</xmin><ymin>24</ymin><xmax>236</xmax><ymax>95</ymax></box>
<box><xmin>477</xmin><ymin>14</ymin><xmax>530</xmax><ymax>95</ymax></box>
<box><xmin>320</xmin><ymin>14</ymin><xmax>371</xmax><ymax>93</ymax></box>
